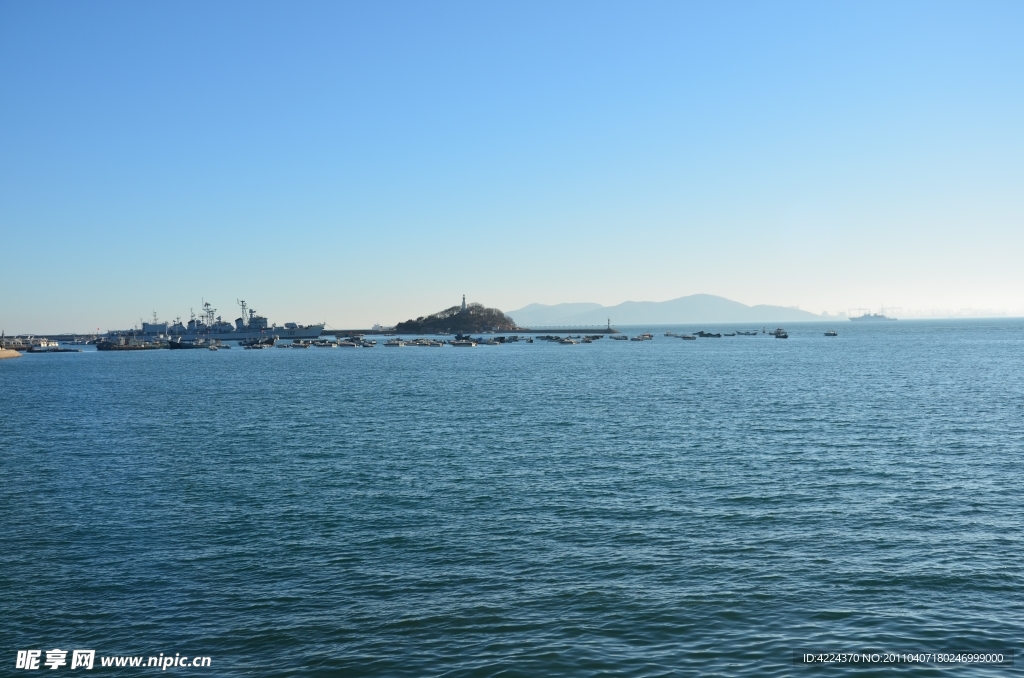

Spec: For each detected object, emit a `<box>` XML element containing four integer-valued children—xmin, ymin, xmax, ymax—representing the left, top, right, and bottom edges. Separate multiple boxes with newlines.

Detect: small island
<box><xmin>395</xmin><ymin>297</ymin><xmax>519</xmax><ymax>334</ymax></box>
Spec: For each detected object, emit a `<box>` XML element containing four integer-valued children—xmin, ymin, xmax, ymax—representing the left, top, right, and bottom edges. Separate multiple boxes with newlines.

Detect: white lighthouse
<box><xmin>461</xmin><ymin>295</ymin><xmax>466</xmax><ymax>312</ymax></box>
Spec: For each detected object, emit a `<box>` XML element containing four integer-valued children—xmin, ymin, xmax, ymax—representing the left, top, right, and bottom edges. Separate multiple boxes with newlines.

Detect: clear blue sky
<box><xmin>2</xmin><ymin>1</ymin><xmax>1022</xmax><ymax>332</ymax></box>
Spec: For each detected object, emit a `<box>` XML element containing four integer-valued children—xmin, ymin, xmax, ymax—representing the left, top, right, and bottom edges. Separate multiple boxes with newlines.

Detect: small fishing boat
<box><xmin>825</xmin><ymin>330</ymin><xmax>838</xmax><ymax>337</ymax></box>
<box><xmin>169</xmin><ymin>337</ymin><xmax>215</xmax><ymax>350</ymax></box>
<box><xmin>239</xmin><ymin>336</ymin><xmax>276</xmax><ymax>348</ymax></box>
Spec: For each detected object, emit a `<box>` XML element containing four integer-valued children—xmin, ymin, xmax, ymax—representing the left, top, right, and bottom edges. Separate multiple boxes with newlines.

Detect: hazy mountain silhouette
<box><xmin>509</xmin><ymin>294</ymin><xmax>823</xmax><ymax>326</ymax></box>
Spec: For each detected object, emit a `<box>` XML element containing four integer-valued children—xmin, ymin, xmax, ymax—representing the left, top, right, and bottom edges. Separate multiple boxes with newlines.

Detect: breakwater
<box><xmin>327</xmin><ymin>327</ymin><xmax>619</xmax><ymax>336</ymax></box>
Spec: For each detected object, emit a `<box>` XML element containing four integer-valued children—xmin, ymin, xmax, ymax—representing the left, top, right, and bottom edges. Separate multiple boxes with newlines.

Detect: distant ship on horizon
<box><xmin>849</xmin><ymin>306</ymin><xmax>898</xmax><ymax>321</ymax></box>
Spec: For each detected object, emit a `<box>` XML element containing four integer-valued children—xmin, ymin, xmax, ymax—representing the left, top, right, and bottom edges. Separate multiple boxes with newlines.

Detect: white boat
<box><xmin>451</xmin><ymin>340</ymin><xmax>476</xmax><ymax>347</ymax></box>
<box><xmin>384</xmin><ymin>339</ymin><xmax>406</xmax><ymax>347</ymax></box>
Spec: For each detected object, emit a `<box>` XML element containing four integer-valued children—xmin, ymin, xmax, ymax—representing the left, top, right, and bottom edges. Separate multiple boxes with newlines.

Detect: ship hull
<box><xmin>168</xmin><ymin>341</ymin><xmax>209</xmax><ymax>349</ymax></box>
<box><xmin>96</xmin><ymin>343</ymin><xmax>163</xmax><ymax>351</ymax></box>
<box><xmin>175</xmin><ymin>324</ymin><xmax>325</xmax><ymax>342</ymax></box>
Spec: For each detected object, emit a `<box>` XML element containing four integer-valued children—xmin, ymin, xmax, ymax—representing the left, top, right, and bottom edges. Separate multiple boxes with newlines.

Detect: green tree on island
<box><xmin>395</xmin><ymin>300</ymin><xmax>518</xmax><ymax>334</ymax></box>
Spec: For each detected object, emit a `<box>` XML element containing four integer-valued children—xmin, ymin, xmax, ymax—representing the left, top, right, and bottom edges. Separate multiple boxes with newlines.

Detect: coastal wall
<box><xmin>327</xmin><ymin>327</ymin><xmax>619</xmax><ymax>336</ymax></box>
<box><xmin>0</xmin><ymin>348</ymin><xmax>22</xmax><ymax>360</ymax></box>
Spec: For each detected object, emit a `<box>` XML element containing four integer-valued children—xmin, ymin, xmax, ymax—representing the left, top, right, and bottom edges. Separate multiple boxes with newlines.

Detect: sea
<box><xmin>2</xmin><ymin>319</ymin><xmax>1022</xmax><ymax>676</ymax></box>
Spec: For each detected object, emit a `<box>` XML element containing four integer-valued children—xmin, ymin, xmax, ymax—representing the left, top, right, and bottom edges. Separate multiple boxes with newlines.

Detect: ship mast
<box><xmin>203</xmin><ymin>301</ymin><xmax>216</xmax><ymax>328</ymax></box>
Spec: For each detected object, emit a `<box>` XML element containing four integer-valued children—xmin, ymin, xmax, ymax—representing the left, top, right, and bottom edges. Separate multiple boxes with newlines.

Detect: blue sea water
<box><xmin>2</xmin><ymin>320</ymin><xmax>1023</xmax><ymax>676</ymax></box>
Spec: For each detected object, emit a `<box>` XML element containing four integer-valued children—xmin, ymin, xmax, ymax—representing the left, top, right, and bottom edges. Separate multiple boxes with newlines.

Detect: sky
<box><xmin>1</xmin><ymin>1</ymin><xmax>1022</xmax><ymax>333</ymax></box>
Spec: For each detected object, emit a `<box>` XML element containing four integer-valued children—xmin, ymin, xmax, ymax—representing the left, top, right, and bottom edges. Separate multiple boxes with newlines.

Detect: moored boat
<box><xmin>96</xmin><ymin>338</ymin><xmax>163</xmax><ymax>351</ymax></box>
<box><xmin>139</xmin><ymin>300</ymin><xmax>324</xmax><ymax>343</ymax></box>
<box><xmin>239</xmin><ymin>336</ymin><xmax>276</xmax><ymax>348</ymax></box>
<box><xmin>169</xmin><ymin>337</ymin><xmax>218</xmax><ymax>350</ymax></box>
<box><xmin>27</xmin><ymin>346</ymin><xmax>82</xmax><ymax>353</ymax></box>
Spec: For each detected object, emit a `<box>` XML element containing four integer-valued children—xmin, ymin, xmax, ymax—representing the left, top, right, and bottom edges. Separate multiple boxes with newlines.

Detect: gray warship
<box><xmin>142</xmin><ymin>301</ymin><xmax>324</xmax><ymax>342</ymax></box>
<box><xmin>849</xmin><ymin>306</ymin><xmax>898</xmax><ymax>322</ymax></box>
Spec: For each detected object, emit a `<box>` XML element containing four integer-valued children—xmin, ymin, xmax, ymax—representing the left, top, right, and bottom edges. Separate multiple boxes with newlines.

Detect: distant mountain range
<box><xmin>508</xmin><ymin>294</ymin><xmax>826</xmax><ymax>326</ymax></box>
